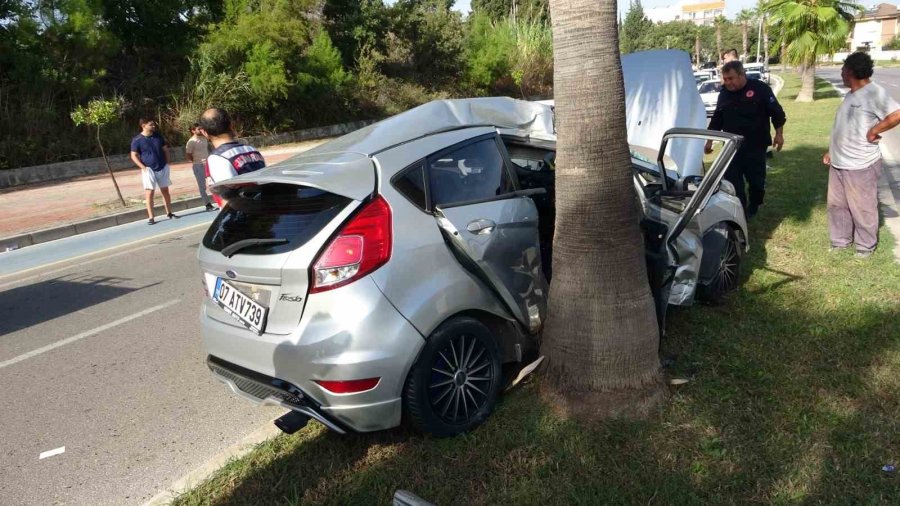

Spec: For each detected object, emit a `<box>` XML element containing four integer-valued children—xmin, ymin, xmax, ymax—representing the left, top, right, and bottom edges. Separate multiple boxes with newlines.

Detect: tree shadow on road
<box><xmin>0</xmin><ymin>274</ymin><xmax>159</xmax><ymax>336</ymax></box>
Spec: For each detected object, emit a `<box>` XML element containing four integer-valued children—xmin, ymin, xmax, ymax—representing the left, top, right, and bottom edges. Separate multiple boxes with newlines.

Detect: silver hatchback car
<box><xmin>197</xmin><ymin>96</ymin><xmax>747</xmax><ymax>437</ymax></box>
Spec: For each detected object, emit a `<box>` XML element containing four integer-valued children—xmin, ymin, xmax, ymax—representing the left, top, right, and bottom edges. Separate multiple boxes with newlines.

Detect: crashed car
<box><xmin>198</xmin><ymin>52</ymin><xmax>748</xmax><ymax>437</ymax></box>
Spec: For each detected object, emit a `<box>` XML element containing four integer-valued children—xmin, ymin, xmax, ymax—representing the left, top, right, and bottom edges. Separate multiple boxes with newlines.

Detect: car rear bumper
<box><xmin>201</xmin><ymin>276</ymin><xmax>425</xmax><ymax>432</ymax></box>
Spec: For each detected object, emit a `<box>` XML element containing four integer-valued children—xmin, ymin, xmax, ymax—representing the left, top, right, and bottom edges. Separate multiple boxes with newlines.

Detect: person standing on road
<box><xmin>706</xmin><ymin>61</ymin><xmax>786</xmax><ymax>218</ymax></box>
<box><xmin>198</xmin><ymin>108</ymin><xmax>266</xmax><ymax>207</ymax></box>
<box><xmin>823</xmin><ymin>52</ymin><xmax>900</xmax><ymax>257</ymax></box>
<box><xmin>130</xmin><ymin>118</ymin><xmax>178</xmax><ymax>225</ymax></box>
<box><xmin>185</xmin><ymin>123</ymin><xmax>216</xmax><ymax>211</ymax></box>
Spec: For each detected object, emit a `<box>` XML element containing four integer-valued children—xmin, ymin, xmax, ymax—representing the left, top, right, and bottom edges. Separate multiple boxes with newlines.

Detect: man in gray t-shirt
<box><xmin>824</xmin><ymin>52</ymin><xmax>900</xmax><ymax>256</ymax></box>
<box><xmin>186</xmin><ymin>123</ymin><xmax>215</xmax><ymax>211</ymax></box>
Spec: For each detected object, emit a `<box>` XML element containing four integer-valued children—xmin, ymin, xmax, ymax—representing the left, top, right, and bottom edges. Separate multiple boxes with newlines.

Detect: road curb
<box><xmin>770</xmin><ymin>73</ymin><xmax>784</xmax><ymax>96</ymax></box>
<box><xmin>0</xmin><ymin>196</ymin><xmax>209</xmax><ymax>252</ymax></box>
<box><xmin>142</xmin><ymin>420</ymin><xmax>282</xmax><ymax>506</ymax></box>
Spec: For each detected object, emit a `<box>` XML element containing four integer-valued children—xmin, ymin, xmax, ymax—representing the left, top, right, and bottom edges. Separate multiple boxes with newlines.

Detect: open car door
<box><xmin>428</xmin><ymin>135</ymin><xmax>548</xmax><ymax>334</ymax></box>
<box><xmin>641</xmin><ymin>128</ymin><xmax>743</xmax><ymax>331</ymax></box>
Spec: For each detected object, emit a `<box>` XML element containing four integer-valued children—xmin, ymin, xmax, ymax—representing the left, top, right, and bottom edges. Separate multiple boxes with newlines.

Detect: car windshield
<box><xmin>699</xmin><ymin>82</ymin><xmax>721</xmax><ymax>94</ymax></box>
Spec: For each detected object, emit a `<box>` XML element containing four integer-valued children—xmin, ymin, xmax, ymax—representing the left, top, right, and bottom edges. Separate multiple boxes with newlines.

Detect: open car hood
<box><xmin>622</xmin><ymin>50</ymin><xmax>708</xmax><ymax>176</ymax></box>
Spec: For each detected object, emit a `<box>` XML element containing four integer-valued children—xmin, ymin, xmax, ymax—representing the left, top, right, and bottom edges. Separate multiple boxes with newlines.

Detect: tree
<box><xmin>695</xmin><ymin>29</ymin><xmax>701</xmax><ymax>65</ymax></box>
<box><xmin>714</xmin><ymin>14</ymin><xmax>726</xmax><ymax>63</ymax></box>
<box><xmin>541</xmin><ymin>0</ymin><xmax>666</xmax><ymax>419</ymax></box>
<box><xmin>71</xmin><ymin>98</ymin><xmax>127</xmax><ymax>207</ymax></box>
<box><xmin>766</xmin><ymin>0</ymin><xmax>861</xmax><ymax>102</ymax></box>
<box><xmin>737</xmin><ymin>9</ymin><xmax>754</xmax><ymax>59</ymax></box>
<box><xmin>472</xmin><ymin>0</ymin><xmax>549</xmax><ymax>20</ymax></box>
<box><xmin>322</xmin><ymin>0</ymin><xmax>389</xmax><ymax>68</ymax></box>
<box><xmin>621</xmin><ymin>0</ymin><xmax>651</xmax><ymax>54</ymax></box>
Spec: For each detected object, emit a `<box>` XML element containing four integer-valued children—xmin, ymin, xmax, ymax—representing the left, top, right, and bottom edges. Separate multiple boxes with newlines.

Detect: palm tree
<box><xmin>714</xmin><ymin>15</ymin><xmax>726</xmax><ymax>64</ymax></box>
<box><xmin>542</xmin><ymin>0</ymin><xmax>665</xmax><ymax>418</ymax></box>
<box><xmin>766</xmin><ymin>0</ymin><xmax>861</xmax><ymax>102</ymax></box>
<box><xmin>695</xmin><ymin>29</ymin><xmax>701</xmax><ymax>66</ymax></box>
<box><xmin>737</xmin><ymin>9</ymin><xmax>755</xmax><ymax>60</ymax></box>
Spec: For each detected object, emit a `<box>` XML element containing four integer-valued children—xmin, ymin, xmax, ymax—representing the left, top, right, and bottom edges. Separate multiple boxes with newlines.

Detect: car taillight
<box><xmin>314</xmin><ymin>377</ymin><xmax>380</xmax><ymax>394</ymax></box>
<box><xmin>310</xmin><ymin>195</ymin><xmax>392</xmax><ymax>293</ymax></box>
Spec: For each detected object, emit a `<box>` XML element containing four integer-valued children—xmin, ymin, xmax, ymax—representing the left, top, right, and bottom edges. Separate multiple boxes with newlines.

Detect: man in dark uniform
<box><xmin>706</xmin><ymin>61</ymin><xmax>786</xmax><ymax>218</ymax></box>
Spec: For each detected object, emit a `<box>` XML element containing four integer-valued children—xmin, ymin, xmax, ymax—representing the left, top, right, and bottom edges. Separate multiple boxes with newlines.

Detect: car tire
<box><xmin>698</xmin><ymin>224</ymin><xmax>742</xmax><ymax>304</ymax></box>
<box><xmin>404</xmin><ymin>316</ymin><xmax>503</xmax><ymax>437</ymax></box>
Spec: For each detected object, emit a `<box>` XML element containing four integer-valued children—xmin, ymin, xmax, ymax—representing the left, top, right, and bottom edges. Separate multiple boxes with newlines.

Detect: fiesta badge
<box><xmin>746</xmin><ymin>90</ymin><xmax>755</xmax><ymax>98</ymax></box>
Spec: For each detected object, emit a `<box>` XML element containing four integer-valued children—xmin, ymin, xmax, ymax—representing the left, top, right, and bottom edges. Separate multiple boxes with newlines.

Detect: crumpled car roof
<box><xmin>297</xmin><ymin>97</ymin><xmax>555</xmax><ymax>158</ymax></box>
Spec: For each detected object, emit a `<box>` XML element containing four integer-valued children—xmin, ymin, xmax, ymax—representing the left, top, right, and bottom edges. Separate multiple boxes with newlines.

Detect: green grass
<box><xmin>173</xmin><ymin>72</ymin><xmax>900</xmax><ymax>506</ymax></box>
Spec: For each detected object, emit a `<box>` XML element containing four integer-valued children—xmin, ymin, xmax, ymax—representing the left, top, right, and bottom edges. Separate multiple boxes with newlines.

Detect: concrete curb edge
<box><xmin>1</xmin><ymin>196</ymin><xmax>209</xmax><ymax>251</ymax></box>
<box><xmin>142</xmin><ymin>420</ymin><xmax>282</xmax><ymax>506</ymax></box>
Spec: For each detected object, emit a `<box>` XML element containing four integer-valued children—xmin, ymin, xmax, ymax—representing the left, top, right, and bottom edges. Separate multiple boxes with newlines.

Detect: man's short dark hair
<box><xmin>724</xmin><ymin>49</ymin><xmax>739</xmax><ymax>60</ymax></box>
<box><xmin>191</xmin><ymin>122</ymin><xmax>200</xmax><ymax>130</ymax></box>
<box><xmin>199</xmin><ymin>108</ymin><xmax>232</xmax><ymax>137</ymax></box>
<box><xmin>139</xmin><ymin>118</ymin><xmax>155</xmax><ymax>127</ymax></box>
<box><xmin>722</xmin><ymin>61</ymin><xmax>745</xmax><ymax>76</ymax></box>
<box><xmin>844</xmin><ymin>52</ymin><xmax>874</xmax><ymax>80</ymax></box>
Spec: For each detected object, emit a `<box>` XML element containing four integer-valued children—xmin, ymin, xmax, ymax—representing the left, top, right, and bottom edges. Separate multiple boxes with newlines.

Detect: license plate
<box><xmin>214</xmin><ymin>278</ymin><xmax>268</xmax><ymax>334</ymax></box>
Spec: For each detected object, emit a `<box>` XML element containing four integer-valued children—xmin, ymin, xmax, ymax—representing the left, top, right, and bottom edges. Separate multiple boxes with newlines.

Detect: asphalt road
<box><xmin>0</xmin><ymin>211</ymin><xmax>281</xmax><ymax>505</ymax></box>
<box><xmin>816</xmin><ymin>66</ymin><xmax>900</xmax><ymax>102</ymax></box>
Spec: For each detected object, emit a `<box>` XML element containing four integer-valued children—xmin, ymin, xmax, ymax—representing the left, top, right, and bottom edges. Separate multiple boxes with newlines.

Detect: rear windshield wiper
<box><xmin>221</xmin><ymin>238</ymin><xmax>289</xmax><ymax>258</ymax></box>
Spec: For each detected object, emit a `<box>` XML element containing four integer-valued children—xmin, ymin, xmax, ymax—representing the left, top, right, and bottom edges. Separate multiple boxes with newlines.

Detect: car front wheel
<box><xmin>404</xmin><ymin>316</ymin><xmax>502</xmax><ymax>437</ymax></box>
<box><xmin>698</xmin><ymin>224</ymin><xmax>742</xmax><ymax>303</ymax></box>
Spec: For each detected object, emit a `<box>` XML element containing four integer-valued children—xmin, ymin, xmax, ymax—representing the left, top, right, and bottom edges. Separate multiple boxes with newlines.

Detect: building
<box><xmin>645</xmin><ymin>0</ymin><xmax>726</xmax><ymax>26</ymax></box>
<box><xmin>850</xmin><ymin>3</ymin><xmax>900</xmax><ymax>50</ymax></box>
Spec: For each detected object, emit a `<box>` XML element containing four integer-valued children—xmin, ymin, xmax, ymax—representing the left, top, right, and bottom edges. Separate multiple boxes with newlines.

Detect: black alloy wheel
<box><xmin>404</xmin><ymin>317</ymin><xmax>502</xmax><ymax>437</ymax></box>
<box><xmin>698</xmin><ymin>224</ymin><xmax>743</xmax><ymax>303</ymax></box>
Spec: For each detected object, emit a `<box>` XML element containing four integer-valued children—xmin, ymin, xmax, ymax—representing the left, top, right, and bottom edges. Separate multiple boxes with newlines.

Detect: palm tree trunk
<box><xmin>695</xmin><ymin>32</ymin><xmax>701</xmax><ymax>66</ymax></box>
<box><xmin>797</xmin><ymin>62</ymin><xmax>815</xmax><ymax>102</ymax></box>
<box><xmin>716</xmin><ymin>24</ymin><xmax>723</xmax><ymax>64</ymax></box>
<box><xmin>781</xmin><ymin>39</ymin><xmax>786</xmax><ymax>71</ymax></box>
<box><xmin>742</xmin><ymin>23</ymin><xmax>748</xmax><ymax>60</ymax></box>
<box><xmin>762</xmin><ymin>15</ymin><xmax>769</xmax><ymax>64</ymax></box>
<box><xmin>542</xmin><ymin>0</ymin><xmax>666</xmax><ymax>419</ymax></box>
<box><xmin>97</xmin><ymin>127</ymin><xmax>126</xmax><ymax>207</ymax></box>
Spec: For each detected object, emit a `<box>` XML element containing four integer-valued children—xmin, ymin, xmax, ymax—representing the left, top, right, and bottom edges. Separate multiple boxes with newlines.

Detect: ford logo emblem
<box><xmin>225</xmin><ymin>270</ymin><xmax>237</xmax><ymax>279</ymax></box>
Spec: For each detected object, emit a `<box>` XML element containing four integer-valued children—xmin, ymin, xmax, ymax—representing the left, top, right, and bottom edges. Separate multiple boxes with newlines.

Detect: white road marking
<box><xmin>0</xmin><ymin>299</ymin><xmax>181</xmax><ymax>370</ymax></box>
<box><xmin>39</xmin><ymin>446</ymin><xmax>65</xmax><ymax>460</ymax></box>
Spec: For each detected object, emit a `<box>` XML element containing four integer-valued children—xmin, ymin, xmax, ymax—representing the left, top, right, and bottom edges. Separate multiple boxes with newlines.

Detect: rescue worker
<box><xmin>706</xmin><ymin>60</ymin><xmax>787</xmax><ymax>218</ymax></box>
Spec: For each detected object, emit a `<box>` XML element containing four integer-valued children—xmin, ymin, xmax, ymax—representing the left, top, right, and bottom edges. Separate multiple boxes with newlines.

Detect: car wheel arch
<box><xmin>698</xmin><ymin>220</ymin><xmax>745</xmax><ymax>283</ymax></box>
<box><xmin>418</xmin><ymin>309</ymin><xmax>529</xmax><ymax>365</ymax></box>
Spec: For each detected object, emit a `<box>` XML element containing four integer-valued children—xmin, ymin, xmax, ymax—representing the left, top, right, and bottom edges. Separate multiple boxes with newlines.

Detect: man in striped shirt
<box><xmin>198</xmin><ymin>108</ymin><xmax>266</xmax><ymax>206</ymax></box>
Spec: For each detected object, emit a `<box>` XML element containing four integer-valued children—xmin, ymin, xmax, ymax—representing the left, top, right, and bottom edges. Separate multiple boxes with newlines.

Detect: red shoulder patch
<box><xmin>746</xmin><ymin>90</ymin><xmax>755</xmax><ymax>98</ymax></box>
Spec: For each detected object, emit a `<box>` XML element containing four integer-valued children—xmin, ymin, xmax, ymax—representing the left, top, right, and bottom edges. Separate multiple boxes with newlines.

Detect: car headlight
<box><xmin>718</xmin><ymin>179</ymin><xmax>737</xmax><ymax>196</ymax></box>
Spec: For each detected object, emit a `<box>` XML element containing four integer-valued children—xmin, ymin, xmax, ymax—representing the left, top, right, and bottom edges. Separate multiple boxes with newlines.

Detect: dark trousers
<box><xmin>724</xmin><ymin>148</ymin><xmax>767</xmax><ymax>213</ymax></box>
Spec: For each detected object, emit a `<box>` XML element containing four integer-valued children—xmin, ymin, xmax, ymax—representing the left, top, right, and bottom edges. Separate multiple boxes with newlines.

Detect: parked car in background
<box><xmin>698</xmin><ymin>80</ymin><xmax>722</xmax><ymax>117</ymax></box>
<box><xmin>744</xmin><ymin>62</ymin><xmax>769</xmax><ymax>83</ymax></box>
<box><xmin>197</xmin><ymin>54</ymin><xmax>748</xmax><ymax>439</ymax></box>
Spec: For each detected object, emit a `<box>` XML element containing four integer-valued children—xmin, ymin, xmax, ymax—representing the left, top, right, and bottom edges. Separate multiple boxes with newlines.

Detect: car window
<box><xmin>428</xmin><ymin>138</ymin><xmax>513</xmax><ymax>207</ymax></box>
<box><xmin>699</xmin><ymin>82</ymin><xmax>721</xmax><ymax>94</ymax></box>
<box><xmin>393</xmin><ymin>163</ymin><xmax>427</xmax><ymax>210</ymax></box>
<box><xmin>203</xmin><ymin>184</ymin><xmax>350</xmax><ymax>255</ymax></box>
<box><xmin>507</xmin><ymin>144</ymin><xmax>554</xmax><ymax>172</ymax></box>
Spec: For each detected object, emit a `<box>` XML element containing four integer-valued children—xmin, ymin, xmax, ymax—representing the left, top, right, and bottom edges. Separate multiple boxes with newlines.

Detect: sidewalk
<box><xmin>0</xmin><ymin>139</ymin><xmax>328</xmax><ymax>246</ymax></box>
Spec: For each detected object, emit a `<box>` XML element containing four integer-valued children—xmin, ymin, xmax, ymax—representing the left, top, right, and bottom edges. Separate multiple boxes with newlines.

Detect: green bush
<box><xmin>883</xmin><ymin>36</ymin><xmax>900</xmax><ymax>50</ymax></box>
<box><xmin>463</xmin><ymin>12</ymin><xmax>552</xmax><ymax>98</ymax></box>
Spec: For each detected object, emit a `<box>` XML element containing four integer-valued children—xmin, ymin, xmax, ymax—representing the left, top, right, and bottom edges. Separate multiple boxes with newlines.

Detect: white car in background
<box><xmin>744</xmin><ymin>62</ymin><xmax>769</xmax><ymax>83</ymax></box>
<box><xmin>698</xmin><ymin>80</ymin><xmax>721</xmax><ymax>117</ymax></box>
